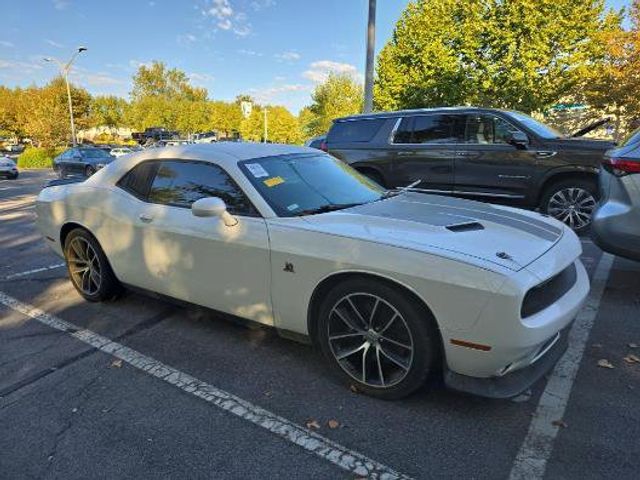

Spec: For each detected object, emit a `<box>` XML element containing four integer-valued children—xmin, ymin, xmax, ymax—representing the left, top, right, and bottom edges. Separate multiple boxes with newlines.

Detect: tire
<box><xmin>85</xmin><ymin>165</ymin><xmax>96</xmax><ymax>177</ymax></box>
<box><xmin>540</xmin><ymin>178</ymin><xmax>598</xmax><ymax>232</ymax></box>
<box><xmin>63</xmin><ymin>228</ymin><xmax>122</xmax><ymax>302</ymax></box>
<box><xmin>357</xmin><ymin>168</ymin><xmax>386</xmax><ymax>188</ymax></box>
<box><xmin>315</xmin><ymin>278</ymin><xmax>438</xmax><ymax>400</ymax></box>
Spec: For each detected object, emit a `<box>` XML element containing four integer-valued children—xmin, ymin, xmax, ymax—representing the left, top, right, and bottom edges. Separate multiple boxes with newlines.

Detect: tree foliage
<box><xmin>240</xmin><ymin>105</ymin><xmax>302</xmax><ymax>144</ymax></box>
<box><xmin>304</xmin><ymin>73</ymin><xmax>363</xmax><ymax>137</ymax></box>
<box><xmin>375</xmin><ymin>0</ymin><xmax>612</xmax><ymax>113</ymax></box>
<box><xmin>91</xmin><ymin>95</ymin><xmax>129</xmax><ymax>130</ymax></box>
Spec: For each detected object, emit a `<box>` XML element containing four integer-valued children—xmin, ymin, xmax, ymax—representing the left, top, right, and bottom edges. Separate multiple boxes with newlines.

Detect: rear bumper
<box><xmin>444</xmin><ymin>324</ymin><xmax>569</xmax><ymax>398</ymax></box>
<box><xmin>592</xmin><ymin>203</ymin><xmax>640</xmax><ymax>262</ymax></box>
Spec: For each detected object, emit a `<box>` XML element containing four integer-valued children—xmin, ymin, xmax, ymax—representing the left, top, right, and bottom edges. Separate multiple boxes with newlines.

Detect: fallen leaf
<box><xmin>552</xmin><ymin>419</ymin><xmax>568</xmax><ymax>428</ymax></box>
<box><xmin>628</xmin><ymin>343</ymin><xmax>639</xmax><ymax>349</ymax></box>
<box><xmin>306</xmin><ymin>419</ymin><xmax>320</xmax><ymax>430</ymax></box>
<box><xmin>327</xmin><ymin>419</ymin><xmax>340</xmax><ymax>429</ymax></box>
<box><xmin>597</xmin><ymin>359</ymin><xmax>615</xmax><ymax>369</ymax></box>
<box><xmin>624</xmin><ymin>354</ymin><xmax>640</xmax><ymax>364</ymax></box>
<box><xmin>349</xmin><ymin>384</ymin><xmax>359</xmax><ymax>394</ymax></box>
<box><xmin>110</xmin><ymin>359</ymin><xmax>123</xmax><ymax>368</ymax></box>
<box><xmin>71</xmin><ymin>407</ymin><xmax>78</xmax><ymax>413</ymax></box>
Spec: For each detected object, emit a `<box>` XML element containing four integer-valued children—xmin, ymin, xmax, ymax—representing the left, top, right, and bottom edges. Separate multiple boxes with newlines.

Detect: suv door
<box><xmin>454</xmin><ymin>113</ymin><xmax>535</xmax><ymax>201</ymax></box>
<box><xmin>388</xmin><ymin>114</ymin><xmax>457</xmax><ymax>192</ymax></box>
<box><xmin>136</xmin><ymin>160</ymin><xmax>273</xmax><ymax>325</ymax></box>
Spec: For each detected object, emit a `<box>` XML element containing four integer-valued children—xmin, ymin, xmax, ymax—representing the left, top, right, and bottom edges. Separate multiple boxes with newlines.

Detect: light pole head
<box><xmin>43</xmin><ymin>57</ymin><xmax>52</xmax><ymax>62</ymax></box>
<box><xmin>78</xmin><ymin>46</ymin><xmax>87</xmax><ymax>53</ymax></box>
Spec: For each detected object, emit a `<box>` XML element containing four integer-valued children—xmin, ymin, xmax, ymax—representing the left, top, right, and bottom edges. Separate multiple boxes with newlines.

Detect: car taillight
<box><xmin>602</xmin><ymin>157</ymin><xmax>640</xmax><ymax>176</ymax></box>
<box><xmin>320</xmin><ymin>140</ymin><xmax>328</xmax><ymax>152</ymax></box>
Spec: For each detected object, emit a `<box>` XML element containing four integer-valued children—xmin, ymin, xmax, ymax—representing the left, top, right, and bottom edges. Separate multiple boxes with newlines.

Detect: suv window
<box><xmin>148</xmin><ymin>160</ymin><xmax>256</xmax><ymax>216</ymax></box>
<box><xmin>393</xmin><ymin>115</ymin><xmax>459</xmax><ymax>144</ymax></box>
<box><xmin>463</xmin><ymin>114</ymin><xmax>522</xmax><ymax>144</ymax></box>
<box><xmin>330</xmin><ymin>119</ymin><xmax>385</xmax><ymax>143</ymax></box>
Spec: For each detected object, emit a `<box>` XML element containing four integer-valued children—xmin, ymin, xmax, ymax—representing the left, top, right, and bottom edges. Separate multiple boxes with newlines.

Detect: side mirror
<box><xmin>507</xmin><ymin>131</ymin><xmax>529</xmax><ymax>148</ymax></box>
<box><xmin>191</xmin><ymin>197</ymin><xmax>238</xmax><ymax>227</ymax></box>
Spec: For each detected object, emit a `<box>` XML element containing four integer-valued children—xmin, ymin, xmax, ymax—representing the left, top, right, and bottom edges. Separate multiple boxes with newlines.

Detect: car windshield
<box><xmin>81</xmin><ymin>149</ymin><xmax>112</xmax><ymax>158</ymax></box>
<box><xmin>239</xmin><ymin>153</ymin><xmax>385</xmax><ymax>217</ymax></box>
<box><xmin>505</xmin><ymin>111</ymin><xmax>564</xmax><ymax>139</ymax></box>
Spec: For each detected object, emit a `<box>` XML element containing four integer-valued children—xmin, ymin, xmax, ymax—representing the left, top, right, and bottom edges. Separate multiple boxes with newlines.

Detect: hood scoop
<box><xmin>446</xmin><ymin>221</ymin><xmax>485</xmax><ymax>233</ymax></box>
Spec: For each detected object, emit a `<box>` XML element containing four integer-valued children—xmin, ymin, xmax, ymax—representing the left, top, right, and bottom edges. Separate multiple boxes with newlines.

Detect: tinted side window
<box><xmin>148</xmin><ymin>161</ymin><xmax>256</xmax><ymax>216</ymax></box>
<box><xmin>411</xmin><ymin>115</ymin><xmax>456</xmax><ymax>144</ymax></box>
<box><xmin>117</xmin><ymin>161</ymin><xmax>159</xmax><ymax>200</ymax></box>
<box><xmin>393</xmin><ymin>117</ymin><xmax>413</xmax><ymax>144</ymax></box>
<box><xmin>464</xmin><ymin>114</ymin><xmax>522</xmax><ymax>144</ymax></box>
<box><xmin>329</xmin><ymin>119</ymin><xmax>385</xmax><ymax>143</ymax></box>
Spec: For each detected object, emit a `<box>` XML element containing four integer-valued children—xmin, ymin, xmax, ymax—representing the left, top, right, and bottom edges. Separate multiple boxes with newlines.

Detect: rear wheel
<box><xmin>64</xmin><ymin>228</ymin><xmax>122</xmax><ymax>302</ymax></box>
<box><xmin>316</xmin><ymin>278</ymin><xmax>438</xmax><ymax>399</ymax></box>
<box><xmin>540</xmin><ymin>178</ymin><xmax>598</xmax><ymax>232</ymax></box>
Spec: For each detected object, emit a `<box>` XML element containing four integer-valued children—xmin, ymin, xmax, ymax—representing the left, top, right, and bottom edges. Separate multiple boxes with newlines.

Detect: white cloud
<box><xmin>275</xmin><ymin>51</ymin><xmax>300</xmax><ymax>62</ymax></box>
<box><xmin>0</xmin><ymin>41</ymin><xmax>14</xmax><ymax>48</ymax></box>
<box><xmin>0</xmin><ymin>59</ymin><xmax>43</xmax><ymax>72</ymax></box>
<box><xmin>238</xmin><ymin>49</ymin><xmax>262</xmax><ymax>56</ymax></box>
<box><xmin>189</xmin><ymin>72</ymin><xmax>215</xmax><ymax>84</ymax></box>
<box><xmin>302</xmin><ymin>60</ymin><xmax>362</xmax><ymax>83</ymax></box>
<box><xmin>177</xmin><ymin>33</ymin><xmax>197</xmax><ymax>45</ymax></box>
<box><xmin>53</xmin><ymin>0</ymin><xmax>69</xmax><ymax>10</ymax></box>
<box><xmin>45</xmin><ymin>39</ymin><xmax>65</xmax><ymax>49</ymax></box>
<box><xmin>203</xmin><ymin>0</ymin><xmax>252</xmax><ymax>36</ymax></box>
<box><xmin>128</xmin><ymin>59</ymin><xmax>152</xmax><ymax>70</ymax></box>
<box><xmin>250</xmin><ymin>0</ymin><xmax>275</xmax><ymax>11</ymax></box>
<box><xmin>248</xmin><ymin>83</ymin><xmax>311</xmax><ymax>105</ymax></box>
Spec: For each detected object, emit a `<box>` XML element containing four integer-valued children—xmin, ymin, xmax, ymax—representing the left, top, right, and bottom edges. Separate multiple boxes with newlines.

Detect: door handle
<box><xmin>536</xmin><ymin>151</ymin><xmax>557</xmax><ymax>158</ymax></box>
<box><xmin>139</xmin><ymin>213</ymin><xmax>154</xmax><ymax>223</ymax></box>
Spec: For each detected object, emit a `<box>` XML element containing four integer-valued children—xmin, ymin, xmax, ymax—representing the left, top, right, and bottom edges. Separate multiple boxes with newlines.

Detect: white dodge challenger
<box><xmin>36</xmin><ymin>143</ymin><xmax>589</xmax><ymax>399</ymax></box>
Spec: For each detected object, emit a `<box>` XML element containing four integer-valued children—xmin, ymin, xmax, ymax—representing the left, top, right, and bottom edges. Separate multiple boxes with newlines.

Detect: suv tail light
<box><xmin>320</xmin><ymin>140</ymin><xmax>328</xmax><ymax>152</ymax></box>
<box><xmin>602</xmin><ymin>157</ymin><xmax>640</xmax><ymax>176</ymax></box>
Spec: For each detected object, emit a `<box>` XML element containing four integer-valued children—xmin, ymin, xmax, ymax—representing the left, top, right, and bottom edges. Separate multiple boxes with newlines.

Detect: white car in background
<box><xmin>0</xmin><ymin>156</ymin><xmax>19</xmax><ymax>179</ymax></box>
<box><xmin>35</xmin><ymin>144</ymin><xmax>589</xmax><ymax>399</ymax></box>
<box><xmin>110</xmin><ymin>147</ymin><xmax>132</xmax><ymax>158</ymax></box>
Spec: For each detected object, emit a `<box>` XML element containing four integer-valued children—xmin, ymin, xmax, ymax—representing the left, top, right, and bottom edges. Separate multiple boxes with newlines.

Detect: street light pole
<box><xmin>363</xmin><ymin>0</ymin><xmax>376</xmax><ymax>113</ymax></box>
<box><xmin>44</xmin><ymin>47</ymin><xmax>87</xmax><ymax>147</ymax></box>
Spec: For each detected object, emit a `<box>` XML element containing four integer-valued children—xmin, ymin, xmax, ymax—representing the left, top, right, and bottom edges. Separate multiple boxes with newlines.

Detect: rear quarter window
<box><xmin>328</xmin><ymin>119</ymin><xmax>385</xmax><ymax>143</ymax></box>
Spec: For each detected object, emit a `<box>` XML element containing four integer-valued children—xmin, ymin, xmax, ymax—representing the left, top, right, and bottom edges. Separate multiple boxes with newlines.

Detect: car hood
<box><xmin>301</xmin><ymin>193</ymin><xmax>565</xmax><ymax>272</ymax></box>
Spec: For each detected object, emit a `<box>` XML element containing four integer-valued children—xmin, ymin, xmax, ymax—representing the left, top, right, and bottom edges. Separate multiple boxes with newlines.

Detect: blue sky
<box><xmin>0</xmin><ymin>0</ymin><xmax>632</xmax><ymax>114</ymax></box>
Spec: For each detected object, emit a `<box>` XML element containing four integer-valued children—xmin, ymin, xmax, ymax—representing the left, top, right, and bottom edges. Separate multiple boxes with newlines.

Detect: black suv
<box><xmin>326</xmin><ymin>107</ymin><xmax>614</xmax><ymax>231</ymax></box>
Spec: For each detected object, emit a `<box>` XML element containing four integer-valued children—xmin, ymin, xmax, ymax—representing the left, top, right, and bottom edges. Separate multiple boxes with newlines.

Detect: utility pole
<box><xmin>44</xmin><ymin>47</ymin><xmax>87</xmax><ymax>147</ymax></box>
<box><xmin>263</xmin><ymin>107</ymin><xmax>268</xmax><ymax>143</ymax></box>
<box><xmin>363</xmin><ymin>0</ymin><xmax>376</xmax><ymax>113</ymax></box>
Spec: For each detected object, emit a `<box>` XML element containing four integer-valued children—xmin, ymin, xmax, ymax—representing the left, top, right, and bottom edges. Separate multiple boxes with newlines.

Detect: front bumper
<box><xmin>444</xmin><ymin>324</ymin><xmax>569</xmax><ymax>398</ymax></box>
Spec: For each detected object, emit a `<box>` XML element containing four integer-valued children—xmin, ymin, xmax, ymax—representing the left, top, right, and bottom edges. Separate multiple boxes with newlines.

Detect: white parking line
<box><xmin>509</xmin><ymin>253</ymin><xmax>614</xmax><ymax>480</ymax></box>
<box><xmin>4</xmin><ymin>263</ymin><xmax>66</xmax><ymax>280</ymax></box>
<box><xmin>0</xmin><ymin>290</ymin><xmax>411</xmax><ymax>480</ymax></box>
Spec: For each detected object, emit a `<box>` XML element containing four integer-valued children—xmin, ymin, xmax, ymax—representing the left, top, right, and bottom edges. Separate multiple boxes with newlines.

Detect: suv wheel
<box><xmin>541</xmin><ymin>178</ymin><xmax>598</xmax><ymax>232</ymax></box>
<box><xmin>316</xmin><ymin>278</ymin><xmax>438</xmax><ymax>400</ymax></box>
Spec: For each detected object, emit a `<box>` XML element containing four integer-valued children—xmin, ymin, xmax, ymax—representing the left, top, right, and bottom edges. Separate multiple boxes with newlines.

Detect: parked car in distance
<box><xmin>592</xmin><ymin>128</ymin><xmax>640</xmax><ymax>261</ymax></box>
<box><xmin>0</xmin><ymin>156</ymin><xmax>18</xmax><ymax>179</ymax></box>
<box><xmin>53</xmin><ymin>147</ymin><xmax>115</xmax><ymax>178</ymax></box>
<box><xmin>110</xmin><ymin>147</ymin><xmax>133</xmax><ymax>158</ymax></box>
<box><xmin>304</xmin><ymin>134</ymin><xmax>326</xmax><ymax>150</ymax></box>
<box><xmin>327</xmin><ymin>107</ymin><xmax>614</xmax><ymax>231</ymax></box>
<box><xmin>36</xmin><ymin>143</ymin><xmax>589</xmax><ymax>400</ymax></box>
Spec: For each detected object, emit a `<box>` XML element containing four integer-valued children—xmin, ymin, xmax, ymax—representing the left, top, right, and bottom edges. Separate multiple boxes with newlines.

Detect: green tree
<box><xmin>0</xmin><ymin>86</ymin><xmax>24</xmax><ymax>138</ymax></box>
<box><xmin>240</xmin><ymin>105</ymin><xmax>302</xmax><ymax>144</ymax></box>
<box><xmin>210</xmin><ymin>101</ymin><xmax>243</xmax><ymax>138</ymax></box>
<box><xmin>17</xmin><ymin>77</ymin><xmax>92</xmax><ymax>147</ymax></box>
<box><xmin>375</xmin><ymin>0</ymin><xmax>611</xmax><ymax>113</ymax></box>
<box><xmin>91</xmin><ymin>95</ymin><xmax>129</xmax><ymax>130</ymax></box>
<box><xmin>131</xmin><ymin>61</ymin><xmax>207</xmax><ymax>102</ymax></box>
<box><xmin>305</xmin><ymin>73</ymin><xmax>363</xmax><ymax>137</ymax></box>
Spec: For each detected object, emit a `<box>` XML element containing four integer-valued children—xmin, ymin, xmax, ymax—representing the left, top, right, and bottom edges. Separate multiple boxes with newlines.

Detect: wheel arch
<box><xmin>306</xmin><ymin>271</ymin><xmax>443</xmax><ymax>357</ymax></box>
<box><xmin>537</xmin><ymin>167</ymin><xmax>598</xmax><ymax>205</ymax></box>
<box><xmin>60</xmin><ymin>221</ymin><xmax>93</xmax><ymax>247</ymax></box>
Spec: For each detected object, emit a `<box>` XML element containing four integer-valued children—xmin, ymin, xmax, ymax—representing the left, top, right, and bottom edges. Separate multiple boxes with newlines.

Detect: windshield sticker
<box><xmin>264</xmin><ymin>176</ymin><xmax>285</xmax><ymax>187</ymax></box>
<box><xmin>246</xmin><ymin>163</ymin><xmax>269</xmax><ymax>178</ymax></box>
<box><xmin>287</xmin><ymin>203</ymin><xmax>299</xmax><ymax>211</ymax></box>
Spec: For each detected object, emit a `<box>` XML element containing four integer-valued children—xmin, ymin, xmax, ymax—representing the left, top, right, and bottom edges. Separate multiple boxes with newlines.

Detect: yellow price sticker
<box><xmin>264</xmin><ymin>176</ymin><xmax>285</xmax><ymax>187</ymax></box>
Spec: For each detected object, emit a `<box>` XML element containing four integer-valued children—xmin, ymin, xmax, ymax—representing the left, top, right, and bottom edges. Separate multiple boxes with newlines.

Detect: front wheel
<box><xmin>64</xmin><ymin>228</ymin><xmax>122</xmax><ymax>302</ymax></box>
<box><xmin>316</xmin><ymin>278</ymin><xmax>438</xmax><ymax>400</ymax></box>
<box><xmin>540</xmin><ymin>179</ymin><xmax>598</xmax><ymax>232</ymax></box>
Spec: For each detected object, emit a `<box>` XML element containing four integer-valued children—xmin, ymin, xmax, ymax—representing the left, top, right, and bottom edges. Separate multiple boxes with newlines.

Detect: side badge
<box><xmin>283</xmin><ymin>262</ymin><xmax>295</xmax><ymax>273</ymax></box>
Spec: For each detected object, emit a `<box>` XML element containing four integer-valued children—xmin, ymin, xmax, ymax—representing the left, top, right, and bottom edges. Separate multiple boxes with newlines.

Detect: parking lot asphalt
<box><xmin>1</xmin><ymin>169</ymin><xmax>638</xmax><ymax>480</ymax></box>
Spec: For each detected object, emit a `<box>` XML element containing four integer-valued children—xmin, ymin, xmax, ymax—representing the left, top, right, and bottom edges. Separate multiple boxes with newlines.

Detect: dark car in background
<box><xmin>327</xmin><ymin>107</ymin><xmax>614</xmax><ymax>231</ymax></box>
<box><xmin>53</xmin><ymin>146</ymin><xmax>115</xmax><ymax>178</ymax></box>
<box><xmin>304</xmin><ymin>134</ymin><xmax>327</xmax><ymax>150</ymax></box>
<box><xmin>592</xmin><ymin>129</ymin><xmax>640</xmax><ymax>261</ymax></box>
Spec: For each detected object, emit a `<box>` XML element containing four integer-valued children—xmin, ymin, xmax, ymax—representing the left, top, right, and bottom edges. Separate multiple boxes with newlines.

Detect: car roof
<box><xmin>334</xmin><ymin>106</ymin><xmax>513</xmax><ymax>123</ymax></box>
<box><xmin>121</xmin><ymin>142</ymin><xmax>318</xmax><ymax>169</ymax></box>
